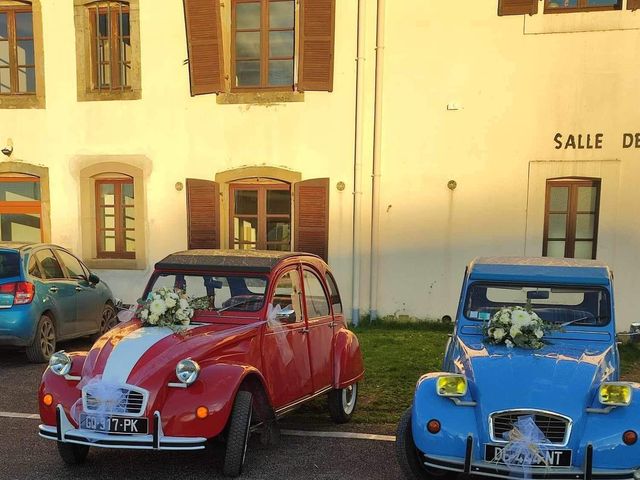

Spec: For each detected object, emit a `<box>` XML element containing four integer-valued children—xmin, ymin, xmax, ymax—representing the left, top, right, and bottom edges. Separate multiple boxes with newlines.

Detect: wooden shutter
<box><xmin>183</xmin><ymin>0</ymin><xmax>225</xmax><ymax>96</ymax></box>
<box><xmin>294</xmin><ymin>178</ymin><xmax>330</xmax><ymax>261</ymax></box>
<box><xmin>498</xmin><ymin>0</ymin><xmax>538</xmax><ymax>15</ymax></box>
<box><xmin>186</xmin><ymin>179</ymin><xmax>220</xmax><ymax>249</ymax></box>
<box><xmin>628</xmin><ymin>0</ymin><xmax>640</xmax><ymax>10</ymax></box>
<box><xmin>298</xmin><ymin>0</ymin><xmax>336</xmax><ymax>92</ymax></box>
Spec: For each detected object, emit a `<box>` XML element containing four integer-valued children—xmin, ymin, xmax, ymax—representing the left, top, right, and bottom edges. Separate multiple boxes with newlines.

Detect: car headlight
<box><xmin>599</xmin><ymin>382</ymin><xmax>632</xmax><ymax>406</ymax></box>
<box><xmin>436</xmin><ymin>374</ymin><xmax>467</xmax><ymax>397</ymax></box>
<box><xmin>176</xmin><ymin>359</ymin><xmax>200</xmax><ymax>385</ymax></box>
<box><xmin>49</xmin><ymin>351</ymin><xmax>72</xmax><ymax>376</ymax></box>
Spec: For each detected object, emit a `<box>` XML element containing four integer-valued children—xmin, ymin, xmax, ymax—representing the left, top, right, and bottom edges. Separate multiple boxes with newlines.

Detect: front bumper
<box><xmin>422</xmin><ymin>437</ymin><xmax>637</xmax><ymax>480</ymax></box>
<box><xmin>38</xmin><ymin>405</ymin><xmax>206</xmax><ymax>451</ymax></box>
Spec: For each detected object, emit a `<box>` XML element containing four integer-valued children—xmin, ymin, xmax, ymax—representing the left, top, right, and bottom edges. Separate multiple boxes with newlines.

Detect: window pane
<box><xmin>266</xmin><ymin>243</ymin><xmax>290</xmax><ymax>251</ymax></box>
<box><xmin>267</xmin><ymin>189</ymin><xmax>290</xmax><ymax>214</ymax></box>
<box><xmin>103</xmin><ymin>215</ymin><xmax>115</xmax><ymax>229</ymax></box>
<box><xmin>549</xmin><ymin>186</ymin><xmax>568</xmax><ymax>211</ymax></box>
<box><xmin>546</xmin><ymin>241</ymin><xmax>565</xmax><ymax>258</ymax></box>
<box><xmin>574</xmin><ymin>241</ymin><xmax>594</xmax><ymax>260</ymax></box>
<box><xmin>547</xmin><ymin>0</ymin><xmax>578</xmax><ymax>7</ymax></box>
<box><xmin>15</xmin><ymin>13</ymin><xmax>33</xmax><ymax>38</ymax></box>
<box><xmin>234</xmin><ymin>190</ymin><xmax>258</xmax><ymax>215</ymax></box>
<box><xmin>236</xmin><ymin>2</ymin><xmax>261</xmax><ymax>29</ymax></box>
<box><xmin>326</xmin><ymin>273</ymin><xmax>343</xmax><ymax>314</ymax></box>
<box><xmin>0</xmin><ymin>181</ymin><xmax>40</xmax><ymax>201</ymax></box>
<box><xmin>0</xmin><ymin>213</ymin><xmax>40</xmax><ymax>242</ymax></box>
<box><xmin>577</xmin><ymin>186</ymin><xmax>597</xmax><ymax>212</ymax></box>
<box><xmin>234</xmin><ymin>217</ymin><xmax>258</xmax><ymax>243</ymax></box>
<box><xmin>234</xmin><ymin>243</ymin><xmax>257</xmax><ymax>250</ymax></box>
<box><xmin>102</xmin><ymin>231</ymin><xmax>116</xmax><ymax>252</ymax></box>
<box><xmin>35</xmin><ymin>249</ymin><xmax>64</xmax><ymax>279</ymax></box>
<box><xmin>125</xmin><ymin>207</ymin><xmax>135</xmax><ymax>228</ymax></box>
<box><xmin>576</xmin><ymin>214</ymin><xmax>595</xmax><ymax>239</ymax></box>
<box><xmin>0</xmin><ymin>14</ymin><xmax>7</xmax><ymax>40</ymax></box>
<box><xmin>120</xmin><ymin>12</ymin><xmax>130</xmax><ymax>37</ymax></box>
<box><xmin>303</xmin><ymin>271</ymin><xmax>330</xmax><ymax>318</ymax></box>
<box><xmin>236</xmin><ymin>60</ymin><xmax>260</xmax><ymax>86</ymax></box>
<box><xmin>57</xmin><ymin>250</ymin><xmax>85</xmax><ymax>279</ymax></box>
<box><xmin>17</xmin><ymin>67</ymin><xmax>35</xmax><ymax>93</ymax></box>
<box><xmin>126</xmin><ymin>237</ymin><xmax>135</xmax><ymax>253</ymax></box>
<box><xmin>271</xmin><ymin>270</ymin><xmax>302</xmax><ymax>323</ymax></box>
<box><xmin>122</xmin><ymin>182</ymin><xmax>134</xmax><ymax>205</ymax></box>
<box><xmin>268</xmin><ymin>59</ymin><xmax>293</xmax><ymax>86</ymax></box>
<box><xmin>548</xmin><ymin>214</ymin><xmax>566</xmax><ymax>239</ymax></box>
<box><xmin>0</xmin><ymin>42</ymin><xmax>9</xmax><ymax>66</ymax></box>
<box><xmin>17</xmin><ymin>40</ymin><xmax>34</xmax><ymax>65</ymax></box>
<box><xmin>236</xmin><ymin>31</ymin><xmax>261</xmax><ymax>58</ymax></box>
<box><xmin>267</xmin><ymin>220</ymin><xmax>291</xmax><ymax>243</ymax></box>
<box><xmin>0</xmin><ymin>67</ymin><xmax>10</xmax><ymax>92</ymax></box>
<box><xmin>587</xmin><ymin>0</ymin><xmax>618</xmax><ymax>5</ymax></box>
<box><xmin>100</xmin><ymin>183</ymin><xmax>115</xmax><ymax>204</ymax></box>
<box><xmin>269</xmin><ymin>1</ymin><xmax>294</xmax><ymax>29</ymax></box>
<box><xmin>269</xmin><ymin>31</ymin><xmax>294</xmax><ymax>58</ymax></box>
<box><xmin>98</xmin><ymin>13</ymin><xmax>109</xmax><ymax>37</ymax></box>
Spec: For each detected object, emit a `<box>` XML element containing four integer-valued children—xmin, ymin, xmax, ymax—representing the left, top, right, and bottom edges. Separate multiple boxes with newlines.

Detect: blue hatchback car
<box><xmin>397</xmin><ymin>257</ymin><xmax>640</xmax><ymax>480</ymax></box>
<box><xmin>0</xmin><ymin>243</ymin><xmax>116</xmax><ymax>363</ymax></box>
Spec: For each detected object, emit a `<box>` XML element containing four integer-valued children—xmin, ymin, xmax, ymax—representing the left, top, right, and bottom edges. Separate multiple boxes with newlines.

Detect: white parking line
<box><xmin>0</xmin><ymin>411</ymin><xmax>396</xmax><ymax>442</ymax></box>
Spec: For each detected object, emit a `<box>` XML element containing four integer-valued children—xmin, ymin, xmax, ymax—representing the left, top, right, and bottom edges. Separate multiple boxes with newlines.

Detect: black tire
<box><xmin>92</xmin><ymin>303</ymin><xmax>117</xmax><ymax>341</ymax></box>
<box><xmin>26</xmin><ymin>314</ymin><xmax>56</xmax><ymax>363</ymax></box>
<box><xmin>396</xmin><ymin>408</ymin><xmax>452</xmax><ymax>480</ymax></box>
<box><xmin>57</xmin><ymin>442</ymin><xmax>89</xmax><ymax>465</ymax></box>
<box><xmin>223</xmin><ymin>390</ymin><xmax>253</xmax><ymax>478</ymax></box>
<box><xmin>328</xmin><ymin>383</ymin><xmax>358</xmax><ymax>424</ymax></box>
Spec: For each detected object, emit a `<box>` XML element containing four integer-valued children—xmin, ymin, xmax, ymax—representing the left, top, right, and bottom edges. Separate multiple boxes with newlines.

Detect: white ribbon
<box><xmin>267</xmin><ymin>304</ymin><xmax>294</xmax><ymax>365</ymax></box>
<box><xmin>492</xmin><ymin>415</ymin><xmax>550</xmax><ymax>479</ymax></box>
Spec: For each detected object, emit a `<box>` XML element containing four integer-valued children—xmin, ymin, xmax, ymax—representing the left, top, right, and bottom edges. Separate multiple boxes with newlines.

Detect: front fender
<box><xmin>333</xmin><ymin>327</ymin><xmax>364</xmax><ymax>388</ymax></box>
<box><xmin>160</xmin><ymin>363</ymin><xmax>269</xmax><ymax>439</ymax></box>
<box><xmin>39</xmin><ymin>352</ymin><xmax>87</xmax><ymax>426</ymax></box>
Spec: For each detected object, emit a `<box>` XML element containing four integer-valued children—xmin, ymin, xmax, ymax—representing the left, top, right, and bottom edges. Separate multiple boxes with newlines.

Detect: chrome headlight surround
<box><xmin>435</xmin><ymin>374</ymin><xmax>468</xmax><ymax>397</ymax></box>
<box><xmin>599</xmin><ymin>382</ymin><xmax>633</xmax><ymax>406</ymax></box>
<box><xmin>176</xmin><ymin>358</ymin><xmax>200</xmax><ymax>386</ymax></box>
<box><xmin>49</xmin><ymin>351</ymin><xmax>72</xmax><ymax>376</ymax></box>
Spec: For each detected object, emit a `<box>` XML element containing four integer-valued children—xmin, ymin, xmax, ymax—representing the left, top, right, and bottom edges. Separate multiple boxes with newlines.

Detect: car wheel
<box><xmin>396</xmin><ymin>407</ymin><xmax>451</xmax><ymax>479</ymax></box>
<box><xmin>26</xmin><ymin>314</ymin><xmax>56</xmax><ymax>363</ymax></box>
<box><xmin>222</xmin><ymin>390</ymin><xmax>253</xmax><ymax>478</ymax></box>
<box><xmin>57</xmin><ymin>442</ymin><xmax>89</xmax><ymax>465</ymax></box>
<box><xmin>93</xmin><ymin>303</ymin><xmax>117</xmax><ymax>340</ymax></box>
<box><xmin>328</xmin><ymin>383</ymin><xmax>358</xmax><ymax>424</ymax></box>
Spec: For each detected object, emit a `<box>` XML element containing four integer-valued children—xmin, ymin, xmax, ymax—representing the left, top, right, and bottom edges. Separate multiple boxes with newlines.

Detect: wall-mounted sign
<box><xmin>554</xmin><ymin>133</ymin><xmax>640</xmax><ymax>150</ymax></box>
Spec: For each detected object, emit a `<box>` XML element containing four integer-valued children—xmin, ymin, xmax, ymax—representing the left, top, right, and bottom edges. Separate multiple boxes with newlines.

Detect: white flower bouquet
<box><xmin>483</xmin><ymin>306</ymin><xmax>548</xmax><ymax>349</ymax></box>
<box><xmin>136</xmin><ymin>287</ymin><xmax>195</xmax><ymax>328</ymax></box>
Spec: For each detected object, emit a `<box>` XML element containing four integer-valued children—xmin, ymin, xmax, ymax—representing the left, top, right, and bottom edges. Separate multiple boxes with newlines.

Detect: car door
<box><xmin>33</xmin><ymin>249</ymin><xmax>77</xmax><ymax>340</ymax></box>
<box><xmin>302</xmin><ymin>267</ymin><xmax>334</xmax><ymax>392</ymax></box>
<box><xmin>262</xmin><ymin>266</ymin><xmax>313</xmax><ymax>408</ymax></box>
<box><xmin>54</xmin><ymin>249</ymin><xmax>101</xmax><ymax>335</ymax></box>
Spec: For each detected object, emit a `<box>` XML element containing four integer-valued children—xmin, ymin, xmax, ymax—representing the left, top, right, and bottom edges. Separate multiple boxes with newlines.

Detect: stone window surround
<box><xmin>73</xmin><ymin>0</ymin><xmax>142</xmax><ymax>102</ymax></box>
<box><xmin>80</xmin><ymin>161</ymin><xmax>146</xmax><ymax>270</ymax></box>
<box><xmin>0</xmin><ymin>0</ymin><xmax>46</xmax><ymax>109</ymax></box>
<box><xmin>215</xmin><ymin>166</ymin><xmax>301</xmax><ymax>249</ymax></box>
<box><xmin>0</xmin><ymin>161</ymin><xmax>51</xmax><ymax>240</ymax></box>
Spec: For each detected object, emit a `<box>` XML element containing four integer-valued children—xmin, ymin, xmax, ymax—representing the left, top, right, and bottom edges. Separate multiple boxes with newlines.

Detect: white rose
<box><xmin>147</xmin><ymin>313</ymin><xmax>159</xmax><ymax>325</ymax></box>
<box><xmin>150</xmin><ymin>299</ymin><xmax>167</xmax><ymax>315</ymax></box>
<box><xmin>499</xmin><ymin>312</ymin><xmax>511</xmax><ymax>323</ymax></box>
<box><xmin>510</xmin><ymin>325</ymin><xmax>521</xmax><ymax>338</ymax></box>
<box><xmin>179</xmin><ymin>298</ymin><xmax>189</xmax><ymax>310</ymax></box>
<box><xmin>139</xmin><ymin>309</ymin><xmax>149</xmax><ymax>320</ymax></box>
<box><xmin>535</xmin><ymin>329</ymin><xmax>544</xmax><ymax>339</ymax></box>
<box><xmin>493</xmin><ymin>328</ymin><xmax>506</xmax><ymax>341</ymax></box>
<box><xmin>165</xmin><ymin>297</ymin><xmax>177</xmax><ymax>308</ymax></box>
<box><xmin>505</xmin><ymin>339</ymin><xmax>514</xmax><ymax>349</ymax></box>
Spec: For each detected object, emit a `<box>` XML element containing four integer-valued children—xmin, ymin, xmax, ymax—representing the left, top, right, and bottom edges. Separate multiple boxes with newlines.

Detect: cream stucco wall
<box><xmin>1</xmin><ymin>1</ymin><xmax>639</xmax><ymax>329</ymax></box>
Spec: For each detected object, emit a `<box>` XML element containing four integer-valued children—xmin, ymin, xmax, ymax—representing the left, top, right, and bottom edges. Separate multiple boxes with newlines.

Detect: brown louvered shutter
<box><xmin>298</xmin><ymin>0</ymin><xmax>336</xmax><ymax>92</ymax></box>
<box><xmin>294</xmin><ymin>178</ymin><xmax>330</xmax><ymax>261</ymax></box>
<box><xmin>186</xmin><ymin>179</ymin><xmax>220</xmax><ymax>249</ymax></box>
<box><xmin>183</xmin><ymin>0</ymin><xmax>225</xmax><ymax>96</ymax></box>
<box><xmin>628</xmin><ymin>0</ymin><xmax>640</xmax><ymax>10</ymax></box>
<box><xmin>498</xmin><ymin>0</ymin><xmax>538</xmax><ymax>15</ymax></box>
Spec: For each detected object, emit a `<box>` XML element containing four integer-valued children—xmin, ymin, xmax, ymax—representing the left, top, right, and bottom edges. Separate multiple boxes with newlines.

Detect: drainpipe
<box><xmin>369</xmin><ymin>0</ymin><xmax>385</xmax><ymax>322</ymax></box>
<box><xmin>351</xmin><ymin>0</ymin><xmax>366</xmax><ymax>327</ymax></box>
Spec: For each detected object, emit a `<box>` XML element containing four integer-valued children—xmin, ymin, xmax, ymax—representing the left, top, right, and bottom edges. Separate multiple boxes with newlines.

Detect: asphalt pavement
<box><xmin>0</xmin><ymin>340</ymin><xmax>402</xmax><ymax>480</ymax></box>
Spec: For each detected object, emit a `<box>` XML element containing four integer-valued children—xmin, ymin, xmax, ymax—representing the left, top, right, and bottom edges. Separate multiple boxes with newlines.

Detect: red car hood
<box><xmin>81</xmin><ymin>320</ymin><xmax>262</xmax><ymax>388</ymax></box>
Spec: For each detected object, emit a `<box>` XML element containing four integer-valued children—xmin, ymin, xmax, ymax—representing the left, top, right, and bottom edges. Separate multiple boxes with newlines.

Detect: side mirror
<box><xmin>88</xmin><ymin>273</ymin><xmax>100</xmax><ymax>285</ymax></box>
<box><xmin>275</xmin><ymin>306</ymin><xmax>297</xmax><ymax>324</ymax></box>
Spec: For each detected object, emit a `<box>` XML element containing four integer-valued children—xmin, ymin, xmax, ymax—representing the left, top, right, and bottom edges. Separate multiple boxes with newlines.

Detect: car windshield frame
<box><xmin>145</xmin><ymin>271</ymin><xmax>270</xmax><ymax>314</ymax></box>
<box><xmin>463</xmin><ymin>281</ymin><xmax>612</xmax><ymax>327</ymax></box>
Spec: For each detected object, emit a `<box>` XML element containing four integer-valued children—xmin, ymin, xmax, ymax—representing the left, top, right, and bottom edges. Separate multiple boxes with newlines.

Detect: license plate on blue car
<box><xmin>485</xmin><ymin>444</ymin><xmax>572</xmax><ymax>467</ymax></box>
<box><xmin>79</xmin><ymin>414</ymin><xmax>148</xmax><ymax>434</ymax></box>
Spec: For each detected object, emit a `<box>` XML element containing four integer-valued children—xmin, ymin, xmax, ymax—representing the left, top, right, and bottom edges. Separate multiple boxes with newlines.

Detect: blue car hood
<box><xmin>454</xmin><ymin>336</ymin><xmax>615</xmax><ymax>425</ymax></box>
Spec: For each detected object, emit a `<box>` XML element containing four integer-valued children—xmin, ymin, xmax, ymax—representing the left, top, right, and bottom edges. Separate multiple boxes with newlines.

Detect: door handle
<box><xmin>49</xmin><ymin>287</ymin><xmax>59</xmax><ymax>293</ymax></box>
<box><xmin>299</xmin><ymin>327</ymin><xmax>310</xmax><ymax>334</ymax></box>
<box><xmin>75</xmin><ymin>286</ymin><xmax>83</xmax><ymax>292</ymax></box>
<box><xmin>328</xmin><ymin>321</ymin><xmax>336</xmax><ymax>328</ymax></box>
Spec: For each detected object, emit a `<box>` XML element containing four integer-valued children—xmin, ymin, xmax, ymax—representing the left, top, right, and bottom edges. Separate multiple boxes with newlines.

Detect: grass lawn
<box><xmin>284</xmin><ymin>322</ymin><xmax>640</xmax><ymax>433</ymax></box>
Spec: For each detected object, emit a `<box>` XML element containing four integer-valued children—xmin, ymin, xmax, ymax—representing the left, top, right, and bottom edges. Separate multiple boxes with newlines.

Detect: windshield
<box><xmin>147</xmin><ymin>273</ymin><xmax>268</xmax><ymax>313</ymax></box>
<box><xmin>464</xmin><ymin>283</ymin><xmax>610</xmax><ymax>326</ymax></box>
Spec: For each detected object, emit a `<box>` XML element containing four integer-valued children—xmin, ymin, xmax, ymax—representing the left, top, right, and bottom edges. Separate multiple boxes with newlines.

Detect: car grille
<box><xmin>490</xmin><ymin>410</ymin><xmax>570</xmax><ymax>445</ymax></box>
<box><xmin>84</xmin><ymin>387</ymin><xmax>146</xmax><ymax>416</ymax></box>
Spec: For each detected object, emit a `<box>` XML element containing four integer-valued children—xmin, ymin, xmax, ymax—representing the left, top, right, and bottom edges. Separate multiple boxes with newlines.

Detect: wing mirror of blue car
<box><xmin>88</xmin><ymin>273</ymin><xmax>100</xmax><ymax>285</ymax></box>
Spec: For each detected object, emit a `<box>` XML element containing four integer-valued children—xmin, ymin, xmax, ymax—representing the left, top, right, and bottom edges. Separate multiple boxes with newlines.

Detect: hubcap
<box><xmin>40</xmin><ymin>318</ymin><xmax>55</xmax><ymax>358</ymax></box>
<box><xmin>101</xmin><ymin>307</ymin><xmax>116</xmax><ymax>334</ymax></box>
<box><xmin>342</xmin><ymin>384</ymin><xmax>357</xmax><ymax>415</ymax></box>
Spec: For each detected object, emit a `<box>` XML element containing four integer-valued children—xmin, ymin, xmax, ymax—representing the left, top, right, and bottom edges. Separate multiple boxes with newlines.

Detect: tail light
<box><xmin>0</xmin><ymin>282</ymin><xmax>35</xmax><ymax>305</ymax></box>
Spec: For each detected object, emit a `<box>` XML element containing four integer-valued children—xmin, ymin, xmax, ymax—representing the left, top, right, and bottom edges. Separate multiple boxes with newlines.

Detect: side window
<box><xmin>302</xmin><ymin>270</ymin><xmax>330</xmax><ymax>319</ymax></box>
<box><xmin>34</xmin><ymin>249</ymin><xmax>65</xmax><ymax>279</ymax></box>
<box><xmin>325</xmin><ymin>272</ymin><xmax>343</xmax><ymax>314</ymax></box>
<box><xmin>56</xmin><ymin>250</ymin><xmax>86</xmax><ymax>280</ymax></box>
<box><xmin>28</xmin><ymin>256</ymin><xmax>42</xmax><ymax>279</ymax></box>
<box><xmin>270</xmin><ymin>270</ymin><xmax>302</xmax><ymax>323</ymax></box>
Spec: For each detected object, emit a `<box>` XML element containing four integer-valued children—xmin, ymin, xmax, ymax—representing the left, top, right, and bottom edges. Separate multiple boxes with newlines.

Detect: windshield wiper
<box><xmin>560</xmin><ymin>315</ymin><xmax>609</xmax><ymax>328</ymax></box>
